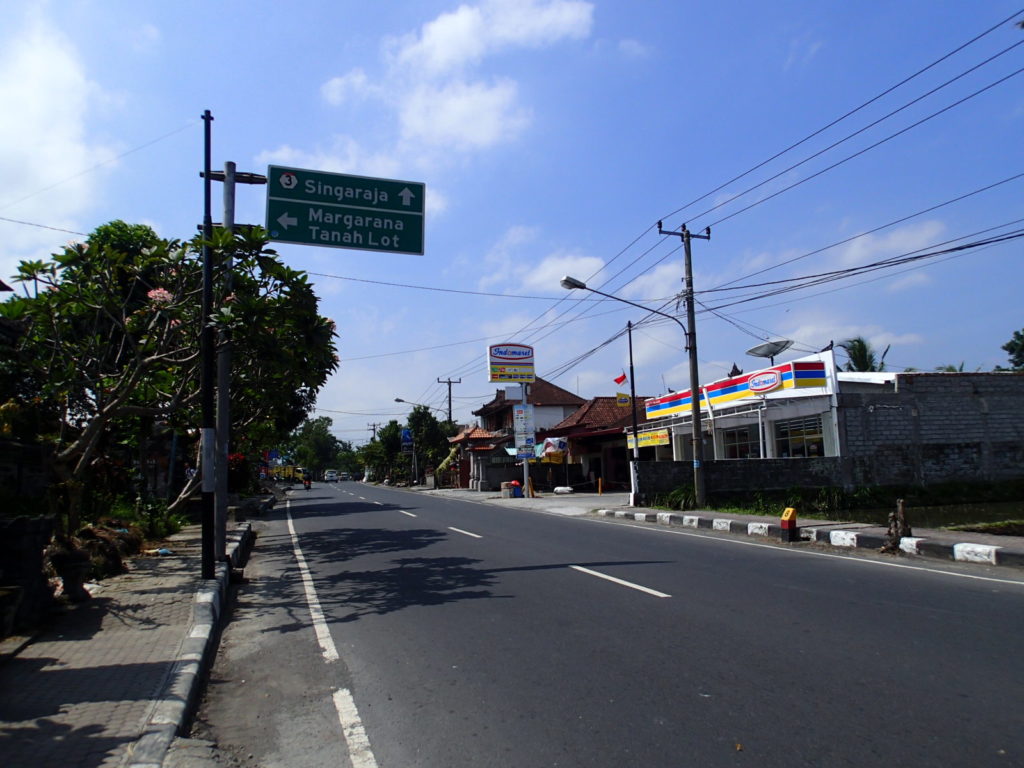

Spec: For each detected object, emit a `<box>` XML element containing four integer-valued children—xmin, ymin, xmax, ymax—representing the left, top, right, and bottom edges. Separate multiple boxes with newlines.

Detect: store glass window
<box><xmin>774</xmin><ymin>415</ymin><xmax>824</xmax><ymax>458</ymax></box>
<box><xmin>722</xmin><ymin>427</ymin><xmax>761</xmax><ymax>459</ymax></box>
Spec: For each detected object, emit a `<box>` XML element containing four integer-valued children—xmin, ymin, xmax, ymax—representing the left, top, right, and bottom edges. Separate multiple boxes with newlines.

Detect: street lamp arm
<box><xmin>560</xmin><ymin>275</ymin><xmax>687</xmax><ymax>335</ymax></box>
<box><xmin>394</xmin><ymin>397</ymin><xmax>446</xmax><ymax>415</ymax></box>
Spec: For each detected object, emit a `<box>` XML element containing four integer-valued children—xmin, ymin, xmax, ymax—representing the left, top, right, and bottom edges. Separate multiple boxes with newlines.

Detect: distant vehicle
<box><xmin>339</xmin><ymin>472</ymin><xmax>351</xmax><ymax>481</ymax></box>
<box><xmin>324</xmin><ymin>470</ymin><xmax>339</xmax><ymax>482</ymax></box>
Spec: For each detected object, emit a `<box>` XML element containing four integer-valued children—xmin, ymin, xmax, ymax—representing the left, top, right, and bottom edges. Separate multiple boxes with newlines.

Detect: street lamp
<box><xmin>560</xmin><ymin>275</ymin><xmax>705</xmax><ymax>508</ymax></box>
<box><xmin>394</xmin><ymin>398</ymin><xmax>449</xmax><ymax>487</ymax></box>
<box><xmin>394</xmin><ymin>397</ymin><xmax>446</xmax><ymax>417</ymax></box>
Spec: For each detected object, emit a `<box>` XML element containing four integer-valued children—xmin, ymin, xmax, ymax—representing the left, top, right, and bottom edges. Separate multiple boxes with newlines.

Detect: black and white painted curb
<box><xmin>593</xmin><ymin>510</ymin><xmax>1024</xmax><ymax>568</ymax></box>
<box><xmin>126</xmin><ymin>522</ymin><xmax>255</xmax><ymax>768</ymax></box>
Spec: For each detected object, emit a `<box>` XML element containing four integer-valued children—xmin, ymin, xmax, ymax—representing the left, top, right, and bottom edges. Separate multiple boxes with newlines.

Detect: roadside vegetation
<box><xmin>1</xmin><ymin>220</ymin><xmax>337</xmax><ymax>577</ymax></box>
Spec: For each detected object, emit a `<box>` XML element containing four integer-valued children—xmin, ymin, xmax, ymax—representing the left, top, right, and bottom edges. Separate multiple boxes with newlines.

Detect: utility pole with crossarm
<box><xmin>658</xmin><ymin>221</ymin><xmax>710</xmax><ymax>509</ymax></box>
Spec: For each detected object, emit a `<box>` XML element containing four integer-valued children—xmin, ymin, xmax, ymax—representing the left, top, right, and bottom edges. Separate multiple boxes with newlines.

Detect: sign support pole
<box><xmin>200</xmin><ymin>110</ymin><xmax>215</xmax><ymax>580</ymax></box>
<box><xmin>522</xmin><ymin>384</ymin><xmax>530</xmax><ymax>496</ymax></box>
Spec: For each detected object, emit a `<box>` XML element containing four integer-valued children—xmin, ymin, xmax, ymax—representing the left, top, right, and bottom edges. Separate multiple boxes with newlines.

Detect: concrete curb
<box><xmin>125</xmin><ymin>522</ymin><xmax>254</xmax><ymax>768</ymax></box>
<box><xmin>593</xmin><ymin>510</ymin><xmax>1024</xmax><ymax>568</ymax></box>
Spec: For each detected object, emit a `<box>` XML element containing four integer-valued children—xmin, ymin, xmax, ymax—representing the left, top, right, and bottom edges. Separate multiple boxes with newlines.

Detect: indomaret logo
<box><xmin>490</xmin><ymin>344</ymin><xmax>534</xmax><ymax>361</ymax></box>
<box><xmin>748</xmin><ymin>370</ymin><xmax>782</xmax><ymax>393</ymax></box>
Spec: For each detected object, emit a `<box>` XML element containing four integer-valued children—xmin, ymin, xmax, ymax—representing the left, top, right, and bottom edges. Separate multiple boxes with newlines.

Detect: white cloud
<box><xmin>885</xmin><ymin>271</ymin><xmax>931</xmax><ymax>293</ymax></box>
<box><xmin>522</xmin><ymin>249</ymin><xmax>603</xmax><ymax>292</ymax></box>
<box><xmin>476</xmin><ymin>229</ymin><xmax>602</xmax><ymax>296</ymax></box>
<box><xmin>391</xmin><ymin>0</ymin><xmax>593</xmax><ymax>76</ymax></box>
<box><xmin>0</xmin><ymin>9</ymin><xmax>116</xmax><ymax>280</ymax></box>
<box><xmin>784</xmin><ymin>314</ymin><xmax>923</xmax><ymax>358</ymax></box>
<box><xmin>311</xmin><ymin>1</ymin><xmax>594</xmax><ymax>171</ymax></box>
<box><xmin>478</xmin><ymin>225</ymin><xmax>539</xmax><ymax>289</ymax></box>
<box><xmin>618</xmin><ymin>38</ymin><xmax>651</xmax><ymax>58</ymax></box>
<box><xmin>256</xmin><ymin>136</ymin><xmax>402</xmax><ymax>180</ymax></box>
<box><xmin>401</xmin><ymin>79</ymin><xmax>531</xmax><ymax>149</ymax></box>
<box><xmin>620</xmin><ymin>260</ymin><xmax>683</xmax><ymax>302</ymax></box>
<box><xmin>131</xmin><ymin>23</ymin><xmax>161</xmax><ymax>53</ymax></box>
<box><xmin>784</xmin><ymin>35</ymin><xmax>824</xmax><ymax>72</ymax></box>
<box><xmin>835</xmin><ymin>220</ymin><xmax>946</xmax><ymax>267</ymax></box>
<box><xmin>321</xmin><ymin>68</ymin><xmax>371</xmax><ymax>106</ymax></box>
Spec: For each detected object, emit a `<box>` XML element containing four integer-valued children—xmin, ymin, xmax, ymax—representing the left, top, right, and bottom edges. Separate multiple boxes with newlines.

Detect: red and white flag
<box><xmin>613</xmin><ymin>372</ymin><xmax>627</xmax><ymax>386</ymax></box>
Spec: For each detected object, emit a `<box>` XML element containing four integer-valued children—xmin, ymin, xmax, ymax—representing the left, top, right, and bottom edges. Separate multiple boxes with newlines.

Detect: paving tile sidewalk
<box><xmin>0</xmin><ymin>524</ymin><xmax>250</xmax><ymax>768</ymax></box>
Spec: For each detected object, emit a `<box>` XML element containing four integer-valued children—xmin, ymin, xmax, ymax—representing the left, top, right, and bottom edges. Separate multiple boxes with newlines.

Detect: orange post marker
<box><xmin>780</xmin><ymin>507</ymin><xmax>799</xmax><ymax>543</ymax></box>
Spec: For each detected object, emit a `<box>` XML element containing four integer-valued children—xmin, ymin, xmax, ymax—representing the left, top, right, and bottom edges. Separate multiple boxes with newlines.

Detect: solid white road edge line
<box><xmin>448</xmin><ymin>526</ymin><xmax>482</xmax><ymax>539</ymax></box>
<box><xmin>332</xmin><ymin>688</ymin><xmax>379</xmax><ymax>768</ymax></box>
<box><xmin>286</xmin><ymin>503</ymin><xmax>339</xmax><ymax>662</ymax></box>
<box><xmin>584</xmin><ymin>515</ymin><xmax>1024</xmax><ymax>587</ymax></box>
<box><xmin>570</xmin><ymin>565</ymin><xmax>671</xmax><ymax>598</ymax></box>
<box><xmin>400</xmin><ymin>510</ymin><xmax>418</xmax><ymax>518</ymax></box>
<box><xmin>288</xmin><ymin>505</ymin><xmax>381</xmax><ymax>768</ymax></box>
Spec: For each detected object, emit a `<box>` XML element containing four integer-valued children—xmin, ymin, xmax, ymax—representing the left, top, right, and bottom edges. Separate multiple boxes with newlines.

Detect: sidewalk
<box><xmin>415</xmin><ymin>486</ymin><xmax>1024</xmax><ymax>568</ymax></box>
<box><xmin>0</xmin><ymin>523</ymin><xmax>253</xmax><ymax>768</ymax></box>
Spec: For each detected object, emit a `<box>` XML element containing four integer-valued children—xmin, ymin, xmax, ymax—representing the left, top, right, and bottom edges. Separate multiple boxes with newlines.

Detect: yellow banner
<box><xmin>627</xmin><ymin>429</ymin><xmax>670</xmax><ymax>449</ymax></box>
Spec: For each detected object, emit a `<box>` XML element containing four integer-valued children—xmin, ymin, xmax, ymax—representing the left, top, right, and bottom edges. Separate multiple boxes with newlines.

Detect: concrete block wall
<box><xmin>838</xmin><ymin>373</ymin><xmax>1024</xmax><ymax>483</ymax></box>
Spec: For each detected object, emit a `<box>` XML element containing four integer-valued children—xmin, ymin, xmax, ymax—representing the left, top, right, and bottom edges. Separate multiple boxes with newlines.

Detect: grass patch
<box><xmin>946</xmin><ymin>519</ymin><xmax>1024</xmax><ymax>536</ymax></box>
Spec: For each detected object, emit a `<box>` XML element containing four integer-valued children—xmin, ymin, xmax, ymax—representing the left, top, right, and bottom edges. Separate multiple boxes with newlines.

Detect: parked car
<box><xmin>339</xmin><ymin>472</ymin><xmax>351</xmax><ymax>481</ymax></box>
<box><xmin>324</xmin><ymin>469</ymin><xmax>339</xmax><ymax>482</ymax></box>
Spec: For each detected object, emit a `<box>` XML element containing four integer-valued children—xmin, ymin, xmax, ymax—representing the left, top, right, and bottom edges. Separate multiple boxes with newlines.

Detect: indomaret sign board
<box><xmin>266</xmin><ymin>165</ymin><xmax>425</xmax><ymax>255</ymax></box>
<box><xmin>644</xmin><ymin>355</ymin><xmax>833</xmax><ymax>420</ymax></box>
<box><xmin>487</xmin><ymin>343</ymin><xmax>535</xmax><ymax>383</ymax></box>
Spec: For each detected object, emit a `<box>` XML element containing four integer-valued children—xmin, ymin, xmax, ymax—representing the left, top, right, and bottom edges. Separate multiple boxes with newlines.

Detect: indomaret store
<box><xmin>631</xmin><ymin>350</ymin><xmax>1024</xmax><ymax>492</ymax></box>
<box><xmin>642</xmin><ymin>353</ymin><xmax>837</xmax><ymax>461</ymax></box>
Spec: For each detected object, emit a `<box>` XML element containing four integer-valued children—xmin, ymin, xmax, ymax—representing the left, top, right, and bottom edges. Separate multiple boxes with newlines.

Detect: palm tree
<box><xmin>839</xmin><ymin>336</ymin><xmax>890</xmax><ymax>372</ymax></box>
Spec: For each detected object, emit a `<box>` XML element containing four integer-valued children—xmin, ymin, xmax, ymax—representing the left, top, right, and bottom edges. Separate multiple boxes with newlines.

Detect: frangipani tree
<box><xmin>1</xmin><ymin>221</ymin><xmax>337</xmax><ymax>531</ymax></box>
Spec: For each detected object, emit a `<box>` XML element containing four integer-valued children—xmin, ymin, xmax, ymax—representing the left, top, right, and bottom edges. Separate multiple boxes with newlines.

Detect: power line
<box><xmin>684</xmin><ymin>41</ymin><xmax>1024</xmax><ymax>229</ymax></box>
<box><xmin>306</xmin><ymin>271</ymin><xmax>618</xmax><ymax>301</ymax></box>
<box><xmin>0</xmin><ymin>215</ymin><xmax>88</xmax><ymax>236</ymax></box>
<box><xmin>705</xmin><ymin>227</ymin><xmax>1024</xmax><ymax>312</ymax></box>
<box><xmin>0</xmin><ymin>119</ymin><xmax>198</xmax><ymax>212</ymax></box>
<box><xmin>657</xmin><ymin>7</ymin><xmax>1024</xmax><ymax>226</ymax></box>
<box><xmin>701</xmin><ymin>66</ymin><xmax>1024</xmax><ymax>231</ymax></box>
<box><xmin>707</xmin><ymin>171</ymin><xmax>1024</xmax><ymax>291</ymax></box>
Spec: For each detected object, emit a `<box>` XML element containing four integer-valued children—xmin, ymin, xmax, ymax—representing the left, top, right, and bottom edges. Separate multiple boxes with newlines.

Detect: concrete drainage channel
<box><xmin>126</xmin><ymin>522</ymin><xmax>255</xmax><ymax>768</ymax></box>
<box><xmin>593</xmin><ymin>510</ymin><xmax>1024</xmax><ymax>568</ymax></box>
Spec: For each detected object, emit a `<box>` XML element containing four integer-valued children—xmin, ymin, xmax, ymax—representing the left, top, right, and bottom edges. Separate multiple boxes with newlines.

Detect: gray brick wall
<box><xmin>838</xmin><ymin>372</ymin><xmax>1024</xmax><ymax>483</ymax></box>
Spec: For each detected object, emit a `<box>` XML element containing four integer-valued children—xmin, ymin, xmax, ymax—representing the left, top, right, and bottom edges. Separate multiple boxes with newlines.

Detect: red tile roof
<box><xmin>449</xmin><ymin>425</ymin><xmax>503</xmax><ymax>444</ymax></box>
<box><xmin>473</xmin><ymin>377</ymin><xmax>585</xmax><ymax>416</ymax></box>
<box><xmin>545</xmin><ymin>396</ymin><xmax>655</xmax><ymax>434</ymax></box>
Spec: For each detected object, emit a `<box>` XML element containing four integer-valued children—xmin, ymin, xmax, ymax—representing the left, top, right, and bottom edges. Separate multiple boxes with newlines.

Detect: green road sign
<box><xmin>265</xmin><ymin>165</ymin><xmax>425</xmax><ymax>255</ymax></box>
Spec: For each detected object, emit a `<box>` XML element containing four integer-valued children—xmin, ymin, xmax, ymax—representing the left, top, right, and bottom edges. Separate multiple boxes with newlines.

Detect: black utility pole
<box><xmin>658</xmin><ymin>221</ymin><xmax>710</xmax><ymax>509</ymax></box>
<box><xmin>367</xmin><ymin>422</ymin><xmax>381</xmax><ymax>439</ymax></box>
<box><xmin>437</xmin><ymin>377</ymin><xmax>461</xmax><ymax>423</ymax></box>
<box><xmin>200</xmin><ymin>110</ymin><xmax>215</xmax><ymax>579</ymax></box>
<box><xmin>627</xmin><ymin>321</ymin><xmax>641</xmax><ymax>506</ymax></box>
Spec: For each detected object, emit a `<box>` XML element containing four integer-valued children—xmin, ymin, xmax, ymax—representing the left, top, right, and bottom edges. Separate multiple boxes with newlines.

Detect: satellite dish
<box><xmin>746</xmin><ymin>339</ymin><xmax>794</xmax><ymax>365</ymax></box>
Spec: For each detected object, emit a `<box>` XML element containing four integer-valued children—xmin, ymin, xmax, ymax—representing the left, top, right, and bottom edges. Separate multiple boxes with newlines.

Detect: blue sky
<box><xmin>2</xmin><ymin>1</ymin><xmax>1022</xmax><ymax>445</ymax></box>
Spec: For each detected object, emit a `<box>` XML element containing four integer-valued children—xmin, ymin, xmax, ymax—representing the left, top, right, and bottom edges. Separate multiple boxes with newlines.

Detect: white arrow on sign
<box><xmin>399</xmin><ymin>187</ymin><xmax>416</xmax><ymax>206</ymax></box>
<box><xmin>277</xmin><ymin>212</ymin><xmax>298</xmax><ymax>230</ymax></box>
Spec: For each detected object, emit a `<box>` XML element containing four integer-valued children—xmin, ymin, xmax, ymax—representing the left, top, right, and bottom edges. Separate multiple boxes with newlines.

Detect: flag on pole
<box><xmin>613</xmin><ymin>372</ymin><xmax>627</xmax><ymax>386</ymax></box>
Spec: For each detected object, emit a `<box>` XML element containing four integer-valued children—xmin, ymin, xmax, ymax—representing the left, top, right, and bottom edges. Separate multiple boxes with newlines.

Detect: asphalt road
<box><xmin>195</xmin><ymin>483</ymin><xmax>1024</xmax><ymax>767</ymax></box>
